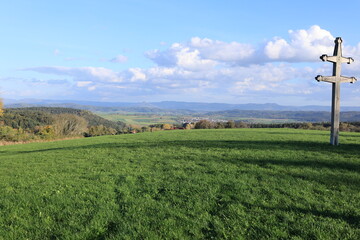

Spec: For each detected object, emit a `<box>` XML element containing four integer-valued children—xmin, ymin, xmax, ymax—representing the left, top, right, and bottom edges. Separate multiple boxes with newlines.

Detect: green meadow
<box><xmin>0</xmin><ymin>129</ymin><xmax>359</xmax><ymax>239</ymax></box>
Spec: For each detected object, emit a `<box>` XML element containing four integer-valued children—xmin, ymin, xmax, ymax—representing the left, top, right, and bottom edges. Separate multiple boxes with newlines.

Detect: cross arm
<box><xmin>315</xmin><ymin>75</ymin><xmax>357</xmax><ymax>83</ymax></box>
<box><xmin>315</xmin><ymin>75</ymin><xmax>336</xmax><ymax>83</ymax></box>
<box><xmin>320</xmin><ymin>54</ymin><xmax>354</xmax><ymax>64</ymax></box>
<box><xmin>339</xmin><ymin>76</ymin><xmax>357</xmax><ymax>83</ymax></box>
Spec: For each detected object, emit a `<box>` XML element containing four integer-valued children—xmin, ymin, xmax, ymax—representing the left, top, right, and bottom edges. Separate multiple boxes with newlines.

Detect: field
<box><xmin>0</xmin><ymin>129</ymin><xmax>359</xmax><ymax>239</ymax></box>
<box><xmin>98</xmin><ymin>113</ymin><xmax>297</xmax><ymax>126</ymax></box>
<box><xmin>97</xmin><ymin>113</ymin><xmax>180</xmax><ymax>126</ymax></box>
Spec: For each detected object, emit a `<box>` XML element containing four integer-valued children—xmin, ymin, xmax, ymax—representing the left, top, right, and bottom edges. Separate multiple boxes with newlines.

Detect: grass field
<box><xmin>0</xmin><ymin>129</ymin><xmax>359</xmax><ymax>239</ymax></box>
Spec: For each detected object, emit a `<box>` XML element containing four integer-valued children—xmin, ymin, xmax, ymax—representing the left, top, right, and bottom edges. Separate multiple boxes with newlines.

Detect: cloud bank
<box><xmin>21</xmin><ymin>25</ymin><xmax>360</xmax><ymax>104</ymax></box>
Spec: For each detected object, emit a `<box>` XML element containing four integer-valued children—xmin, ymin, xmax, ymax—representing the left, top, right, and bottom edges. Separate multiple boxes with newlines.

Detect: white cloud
<box><xmin>23</xmin><ymin>63</ymin><xmax>322</xmax><ymax>102</ymax></box>
<box><xmin>88</xmin><ymin>86</ymin><xmax>96</xmax><ymax>91</ymax></box>
<box><xmin>175</xmin><ymin>47</ymin><xmax>218</xmax><ymax>71</ymax></box>
<box><xmin>232</xmin><ymin>78</ymin><xmax>252</xmax><ymax>94</ymax></box>
<box><xmin>189</xmin><ymin>37</ymin><xmax>255</xmax><ymax>62</ymax></box>
<box><xmin>110</xmin><ymin>55</ymin><xmax>128</xmax><ymax>63</ymax></box>
<box><xmin>147</xmin><ymin>67</ymin><xmax>176</xmax><ymax>77</ymax></box>
<box><xmin>0</xmin><ymin>77</ymin><xmax>75</xmax><ymax>100</ymax></box>
<box><xmin>264</xmin><ymin>25</ymin><xmax>334</xmax><ymax>61</ymax></box>
<box><xmin>265</xmin><ymin>38</ymin><xmax>295</xmax><ymax>59</ymax></box>
<box><xmin>25</xmin><ymin>66</ymin><xmax>123</xmax><ymax>83</ymax></box>
<box><xmin>145</xmin><ymin>43</ymin><xmax>218</xmax><ymax>71</ymax></box>
<box><xmin>129</xmin><ymin>68</ymin><xmax>147</xmax><ymax>82</ymax></box>
<box><xmin>146</xmin><ymin>25</ymin><xmax>337</xmax><ymax>66</ymax></box>
<box><xmin>145</xmin><ymin>48</ymin><xmax>178</xmax><ymax>67</ymax></box>
<box><xmin>342</xmin><ymin>42</ymin><xmax>360</xmax><ymax>77</ymax></box>
<box><xmin>77</xmin><ymin>81</ymin><xmax>92</xmax><ymax>87</ymax></box>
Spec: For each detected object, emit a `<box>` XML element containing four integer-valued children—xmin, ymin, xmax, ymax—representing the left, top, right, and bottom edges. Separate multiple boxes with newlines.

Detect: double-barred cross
<box><xmin>315</xmin><ymin>37</ymin><xmax>357</xmax><ymax>145</ymax></box>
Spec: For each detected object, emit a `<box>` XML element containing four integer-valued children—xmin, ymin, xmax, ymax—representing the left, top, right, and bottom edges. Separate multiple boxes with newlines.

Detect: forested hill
<box><xmin>2</xmin><ymin>107</ymin><xmax>126</xmax><ymax>131</ymax></box>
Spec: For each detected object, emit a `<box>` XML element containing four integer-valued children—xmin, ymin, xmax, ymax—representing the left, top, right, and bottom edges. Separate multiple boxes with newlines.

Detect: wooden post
<box><xmin>330</xmin><ymin>82</ymin><xmax>340</xmax><ymax>145</ymax></box>
<box><xmin>315</xmin><ymin>37</ymin><xmax>356</xmax><ymax>145</ymax></box>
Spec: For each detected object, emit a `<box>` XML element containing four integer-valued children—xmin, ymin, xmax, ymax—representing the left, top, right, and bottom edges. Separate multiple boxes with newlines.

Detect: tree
<box><xmin>303</xmin><ymin>122</ymin><xmax>313</xmax><ymax>129</ymax></box>
<box><xmin>0</xmin><ymin>99</ymin><xmax>3</xmax><ymax>117</ymax></box>
<box><xmin>236</xmin><ymin>121</ymin><xmax>249</xmax><ymax>128</ymax></box>
<box><xmin>141</xmin><ymin>126</ymin><xmax>149</xmax><ymax>132</ymax></box>
<box><xmin>86</xmin><ymin>125</ymin><xmax>117</xmax><ymax>137</ymax></box>
<box><xmin>194</xmin><ymin>120</ymin><xmax>213</xmax><ymax>129</ymax></box>
<box><xmin>225</xmin><ymin>120</ymin><xmax>235</xmax><ymax>128</ymax></box>
<box><xmin>340</xmin><ymin>122</ymin><xmax>350</xmax><ymax>132</ymax></box>
<box><xmin>183</xmin><ymin>123</ymin><xmax>193</xmax><ymax>130</ymax></box>
<box><xmin>214</xmin><ymin>122</ymin><xmax>225</xmax><ymax>129</ymax></box>
<box><xmin>162</xmin><ymin>124</ymin><xmax>173</xmax><ymax>130</ymax></box>
<box><xmin>53</xmin><ymin>114</ymin><xmax>88</xmax><ymax>136</ymax></box>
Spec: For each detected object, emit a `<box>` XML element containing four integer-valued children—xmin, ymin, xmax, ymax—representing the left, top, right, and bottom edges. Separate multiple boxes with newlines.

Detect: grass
<box><xmin>0</xmin><ymin>128</ymin><xmax>359</xmax><ymax>239</ymax></box>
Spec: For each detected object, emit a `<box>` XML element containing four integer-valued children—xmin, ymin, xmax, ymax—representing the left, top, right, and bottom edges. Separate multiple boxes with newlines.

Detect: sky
<box><xmin>1</xmin><ymin>0</ymin><xmax>360</xmax><ymax>106</ymax></box>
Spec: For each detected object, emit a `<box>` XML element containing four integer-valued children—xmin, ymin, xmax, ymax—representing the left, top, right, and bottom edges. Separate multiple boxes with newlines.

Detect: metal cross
<box><xmin>315</xmin><ymin>37</ymin><xmax>357</xmax><ymax>145</ymax></box>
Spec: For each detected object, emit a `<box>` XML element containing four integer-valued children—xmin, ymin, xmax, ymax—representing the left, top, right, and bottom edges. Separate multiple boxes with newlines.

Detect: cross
<box><xmin>315</xmin><ymin>37</ymin><xmax>357</xmax><ymax>145</ymax></box>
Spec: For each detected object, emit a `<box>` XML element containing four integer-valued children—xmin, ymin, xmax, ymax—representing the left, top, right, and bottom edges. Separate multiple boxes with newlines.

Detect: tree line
<box><xmin>112</xmin><ymin>119</ymin><xmax>360</xmax><ymax>134</ymax></box>
<box><xmin>192</xmin><ymin>120</ymin><xmax>360</xmax><ymax>132</ymax></box>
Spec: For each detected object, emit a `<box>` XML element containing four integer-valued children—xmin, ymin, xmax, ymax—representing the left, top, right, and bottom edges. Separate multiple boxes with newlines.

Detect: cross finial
<box><xmin>335</xmin><ymin>37</ymin><xmax>342</xmax><ymax>44</ymax></box>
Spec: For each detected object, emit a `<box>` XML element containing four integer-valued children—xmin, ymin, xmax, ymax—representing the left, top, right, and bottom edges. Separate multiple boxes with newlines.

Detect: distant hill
<box><xmin>5</xmin><ymin>99</ymin><xmax>360</xmax><ymax>112</ymax></box>
<box><xmin>149</xmin><ymin>101</ymin><xmax>360</xmax><ymax>112</ymax></box>
<box><xmin>5</xmin><ymin>102</ymin><xmax>195</xmax><ymax>115</ymax></box>
<box><xmin>4</xmin><ymin>99</ymin><xmax>360</xmax><ymax>123</ymax></box>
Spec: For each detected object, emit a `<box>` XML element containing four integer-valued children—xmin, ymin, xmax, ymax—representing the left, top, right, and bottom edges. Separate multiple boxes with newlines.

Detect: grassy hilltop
<box><xmin>0</xmin><ymin>129</ymin><xmax>359</xmax><ymax>239</ymax></box>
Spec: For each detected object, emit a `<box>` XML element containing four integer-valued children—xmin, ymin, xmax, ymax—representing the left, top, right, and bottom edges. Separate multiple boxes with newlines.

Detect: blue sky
<box><xmin>1</xmin><ymin>0</ymin><xmax>360</xmax><ymax>106</ymax></box>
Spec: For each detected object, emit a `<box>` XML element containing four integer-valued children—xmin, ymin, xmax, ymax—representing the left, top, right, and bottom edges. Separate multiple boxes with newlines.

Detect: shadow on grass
<box><xmin>2</xmin><ymin>138</ymin><xmax>359</xmax><ymax>154</ymax></box>
<box><xmin>341</xmin><ymin>133</ymin><xmax>360</xmax><ymax>138</ymax></box>
<box><xmin>238</xmin><ymin>158</ymin><xmax>360</xmax><ymax>173</ymax></box>
<box><xmin>2</xmin><ymin>139</ymin><xmax>359</xmax><ymax>173</ymax></box>
<box><xmin>240</xmin><ymin>202</ymin><xmax>360</xmax><ymax>228</ymax></box>
<box><xmin>6</xmin><ymin>138</ymin><xmax>358</xmax><ymax>152</ymax></box>
<box><xmin>265</xmin><ymin>130</ymin><xmax>328</xmax><ymax>136</ymax></box>
<box><xmin>242</xmin><ymin>166</ymin><xmax>360</xmax><ymax>190</ymax></box>
<box><xmin>205</xmin><ymin>180</ymin><xmax>360</xmax><ymax>234</ymax></box>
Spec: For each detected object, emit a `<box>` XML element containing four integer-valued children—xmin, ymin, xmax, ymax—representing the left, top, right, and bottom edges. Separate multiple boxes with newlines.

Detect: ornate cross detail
<box><xmin>315</xmin><ymin>37</ymin><xmax>357</xmax><ymax>145</ymax></box>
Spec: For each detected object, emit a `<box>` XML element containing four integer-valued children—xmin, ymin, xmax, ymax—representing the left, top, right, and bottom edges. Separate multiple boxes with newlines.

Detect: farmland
<box><xmin>98</xmin><ymin>113</ymin><xmax>297</xmax><ymax>126</ymax></box>
<box><xmin>0</xmin><ymin>129</ymin><xmax>359</xmax><ymax>239</ymax></box>
<box><xmin>97</xmin><ymin>113</ymin><xmax>180</xmax><ymax>126</ymax></box>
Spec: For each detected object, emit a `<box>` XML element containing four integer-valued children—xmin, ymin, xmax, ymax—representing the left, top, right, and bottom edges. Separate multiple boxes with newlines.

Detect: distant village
<box><xmin>181</xmin><ymin>117</ymin><xmax>228</xmax><ymax>125</ymax></box>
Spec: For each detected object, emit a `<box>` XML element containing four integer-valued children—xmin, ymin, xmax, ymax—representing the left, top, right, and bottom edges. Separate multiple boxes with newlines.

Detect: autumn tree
<box><xmin>236</xmin><ymin>121</ymin><xmax>249</xmax><ymax>128</ymax></box>
<box><xmin>214</xmin><ymin>122</ymin><xmax>225</xmax><ymax>129</ymax></box>
<box><xmin>225</xmin><ymin>120</ymin><xmax>235</xmax><ymax>128</ymax></box>
<box><xmin>162</xmin><ymin>124</ymin><xmax>173</xmax><ymax>130</ymax></box>
<box><xmin>194</xmin><ymin>120</ymin><xmax>213</xmax><ymax>129</ymax></box>
<box><xmin>183</xmin><ymin>123</ymin><xmax>193</xmax><ymax>130</ymax></box>
<box><xmin>53</xmin><ymin>114</ymin><xmax>88</xmax><ymax>136</ymax></box>
<box><xmin>87</xmin><ymin>125</ymin><xmax>117</xmax><ymax>136</ymax></box>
